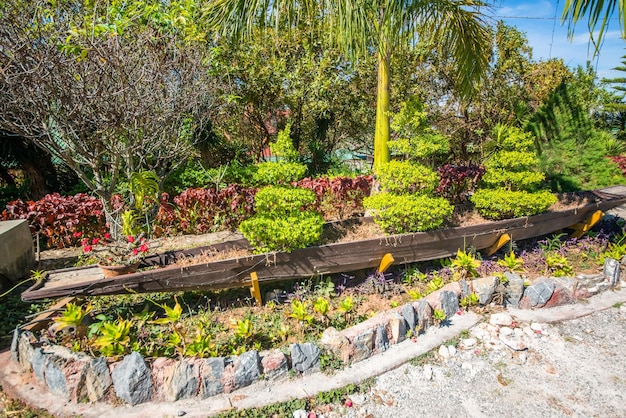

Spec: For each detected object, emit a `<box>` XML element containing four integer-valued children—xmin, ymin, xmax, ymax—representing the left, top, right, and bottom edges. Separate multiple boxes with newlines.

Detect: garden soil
<box><xmin>1</xmin><ymin>287</ymin><xmax>625</xmax><ymax>418</ymax></box>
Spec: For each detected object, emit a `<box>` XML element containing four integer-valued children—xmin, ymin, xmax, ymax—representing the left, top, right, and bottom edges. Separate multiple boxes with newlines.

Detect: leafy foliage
<box><xmin>436</xmin><ymin>164</ymin><xmax>485</xmax><ymax>203</ymax></box>
<box><xmin>2</xmin><ymin>193</ymin><xmax>107</xmax><ymax>248</ymax></box>
<box><xmin>253</xmin><ymin>162</ymin><xmax>308</xmax><ymax>186</ymax></box>
<box><xmin>155</xmin><ymin>185</ymin><xmax>257</xmax><ymax>236</ymax></box>
<box><xmin>239</xmin><ymin>186</ymin><xmax>323</xmax><ymax>253</ymax></box>
<box><xmin>364</xmin><ymin>193</ymin><xmax>453</xmax><ymax>234</ymax></box>
<box><xmin>471</xmin><ymin>189</ymin><xmax>556</xmax><ymax>220</ymax></box>
<box><xmin>377</xmin><ymin>160</ymin><xmax>438</xmax><ymax>195</ymax></box>
<box><xmin>295</xmin><ymin>175</ymin><xmax>373</xmax><ymax>220</ymax></box>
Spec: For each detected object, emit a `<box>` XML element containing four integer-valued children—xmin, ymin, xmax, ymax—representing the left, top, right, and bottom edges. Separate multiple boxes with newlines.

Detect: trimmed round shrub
<box><xmin>470</xmin><ymin>189</ymin><xmax>557</xmax><ymax>220</ymax></box>
<box><xmin>253</xmin><ymin>162</ymin><xmax>307</xmax><ymax>185</ymax></box>
<box><xmin>377</xmin><ymin>160</ymin><xmax>438</xmax><ymax>195</ymax></box>
<box><xmin>253</xmin><ymin>186</ymin><xmax>316</xmax><ymax>216</ymax></box>
<box><xmin>239</xmin><ymin>211</ymin><xmax>324</xmax><ymax>253</ymax></box>
<box><xmin>364</xmin><ymin>193</ymin><xmax>453</xmax><ymax>234</ymax></box>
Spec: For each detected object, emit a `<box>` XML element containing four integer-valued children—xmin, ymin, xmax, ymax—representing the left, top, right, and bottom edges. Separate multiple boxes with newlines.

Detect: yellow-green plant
<box><xmin>498</xmin><ymin>251</ymin><xmax>525</xmax><ymax>272</ymax></box>
<box><xmin>91</xmin><ymin>319</ymin><xmax>133</xmax><ymax>357</ymax></box>
<box><xmin>150</xmin><ymin>297</ymin><xmax>183</xmax><ymax>325</ymax></box>
<box><xmin>460</xmin><ymin>292</ymin><xmax>480</xmax><ymax>309</ymax></box>
<box><xmin>425</xmin><ymin>275</ymin><xmax>445</xmax><ymax>294</ymax></box>
<box><xmin>433</xmin><ymin>308</ymin><xmax>447</xmax><ymax>325</ymax></box>
<box><xmin>314</xmin><ymin>296</ymin><xmax>330</xmax><ymax>318</ymax></box>
<box><xmin>53</xmin><ymin>303</ymin><xmax>92</xmax><ymax>336</ymax></box>
<box><xmin>545</xmin><ymin>253</ymin><xmax>574</xmax><ymax>277</ymax></box>
<box><xmin>289</xmin><ymin>299</ymin><xmax>314</xmax><ymax>325</ymax></box>
<box><xmin>450</xmin><ymin>249</ymin><xmax>481</xmax><ymax>279</ymax></box>
<box><xmin>407</xmin><ymin>289</ymin><xmax>424</xmax><ymax>300</ymax></box>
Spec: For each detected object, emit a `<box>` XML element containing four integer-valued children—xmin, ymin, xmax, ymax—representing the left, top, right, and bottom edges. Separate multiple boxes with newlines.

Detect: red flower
<box><xmin>139</xmin><ymin>243</ymin><xmax>149</xmax><ymax>253</ymax></box>
<box><xmin>83</xmin><ymin>244</ymin><xmax>93</xmax><ymax>253</ymax></box>
<box><xmin>104</xmin><ymin>233</ymin><xmax>111</xmax><ymax>240</ymax></box>
<box><xmin>132</xmin><ymin>248</ymin><xmax>139</xmax><ymax>256</ymax></box>
<box><xmin>81</xmin><ymin>238</ymin><xmax>90</xmax><ymax>246</ymax></box>
<box><xmin>127</xmin><ymin>235</ymin><xmax>135</xmax><ymax>243</ymax></box>
<box><xmin>72</xmin><ymin>231</ymin><xmax>82</xmax><ymax>238</ymax></box>
<box><xmin>92</xmin><ymin>238</ymin><xmax>100</xmax><ymax>245</ymax></box>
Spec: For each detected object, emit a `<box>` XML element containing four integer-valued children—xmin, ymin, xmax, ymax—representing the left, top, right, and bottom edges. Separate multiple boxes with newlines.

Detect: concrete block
<box><xmin>0</xmin><ymin>220</ymin><xmax>34</xmax><ymax>289</ymax></box>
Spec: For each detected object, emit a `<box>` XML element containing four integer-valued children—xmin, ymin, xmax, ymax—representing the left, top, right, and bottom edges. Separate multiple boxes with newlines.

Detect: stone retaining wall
<box><xmin>10</xmin><ymin>264</ymin><xmax>621</xmax><ymax>406</ymax></box>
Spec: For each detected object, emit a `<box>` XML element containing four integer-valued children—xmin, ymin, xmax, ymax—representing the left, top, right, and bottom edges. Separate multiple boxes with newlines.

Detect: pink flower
<box><xmin>104</xmin><ymin>233</ymin><xmax>111</xmax><ymax>240</ymax></box>
<box><xmin>345</xmin><ymin>399</ymin><xmax>353</xmax><ymax>407</ymax></box>
<box><xmin>83</xmin><ymin>244</ymin><xmax>93</xmax><ymax>253</ymax></box>
<box><xmin>132</xmin><ymin>248</ymin><xmax>139</xmax><ymax>256</ymax></box>
<box><xmin>92</xmin><ymin>238</ymin><xmax>100</xmax><ymax>245</ymax></box>
<box><xmin>127</xmin><ymin>235</ymin><xmax>135</xmax><ymax>243</ymax></box>
<box><xmin>73</xmin><ymin>231</ymin><xmax>82</xmax><ymax>238</ymax></box>
<box><xmin>139</xmin><ymin>243</ymin><xmax>149</xmax><ymax>253</ymax></box>
<box><xmin>81</xmin><ymin>238</ymin><xmax>90</xmax><ymax>246</ymax></box>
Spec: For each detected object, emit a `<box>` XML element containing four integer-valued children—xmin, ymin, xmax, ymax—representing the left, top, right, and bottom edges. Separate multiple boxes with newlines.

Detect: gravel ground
<box><xmin>327</xmin><ymin>304</ymin><xmax>626</xmax><ymax>418</ymax></box>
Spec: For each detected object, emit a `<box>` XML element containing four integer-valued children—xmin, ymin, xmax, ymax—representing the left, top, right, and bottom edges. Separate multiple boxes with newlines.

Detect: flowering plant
<box><xmin>82</xmin><ymin>233</ymin><xmax>149</xmax><ymax>266</ymax></box>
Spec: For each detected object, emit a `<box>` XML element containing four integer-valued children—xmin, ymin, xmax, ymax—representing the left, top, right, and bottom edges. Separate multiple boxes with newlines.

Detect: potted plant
<box><xmin>81</xmin><ymin>233</ymin><xmax>150</xmax><ymax>277</ymax></box>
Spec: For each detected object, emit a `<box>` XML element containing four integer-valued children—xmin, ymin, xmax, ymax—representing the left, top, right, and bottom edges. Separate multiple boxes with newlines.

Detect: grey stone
<box><xmin>459</xmin><ymin>279</ymin><xmax>471</xmax><ymax>298</ymax></box>
<box><xmin>375</xmin><ymin>324</ymin><xmax>389</xmax><ymax>352</ymax></box>
<box><xmin>200</xmin><ymin>357</ymin><xmax>225</xmax><ymax>398</ymax></box>
<box><xmin>44</xmin><ymin>355</ymin><xmax>68</xmax><ymax>396</ymax></box>
<box><xmin>234</xmin><ymin>351</ymin><xmax>260</xmax><ymax>389</ymax></box>
<box><xmin>31</xmin><ymin>347</ymin><xmax>47</xmax><ymax>382</ymax></box>
<box><xmin>167</xmin><ymin>360</ymin><xmax>199</xmax><ymax>401</ymax></box>
<box><xmin>471</xmin><ymin>276</ymin><xmax>498</xmax><ymax>305</ymax></box>
<box><xmin>86</xmin><ymin>357</ymin><xmax>112</xmax><ymax>402</ymax></box>
<box><xmin>17</xmin><ymin>331</ymin><xmax>35</xmax><ymax>371</ymax></box>
<box><xmin>521</xmin><ymin>281</ymin><xmax>555</xmax><ymax>309</ymax></box>
<box><xmin>388</xmin><ymin>312</ymin><xmax>407</xmax><ymax>344</ymax></box>
<box><xmin>401</xmin><ymin>303</ymin><xmax>417</xmax><ymax>331</ymax></box>
<box><xmin>416</xmin><ymin>299</ymin><xmax>433</xmax><ymax>332</ymax></box>
<box><xmin>111</xmin><ymin>352</ymin><xmax>153</xmax><ymax>405</ymax></box>
<box><xmin>351</xmin><ymin>328</ymin><xmax>374</xmax><ymax>363</ymax></box>
<box><xmin>505</xmin><ymin>273</ymin><xmax>525</xmax><ymax>308</ymax></box>
<box><xmin>604</xmin><ymin>257</ymin><xmax>621</xmax><ymax>286</ymax></box>
<box><xmin>290</xmin><ymin>342</ymin><xmax>321</xmax><ymax>373</ymax></box>
<box><xmin>10</xmin><ymin>328</ymin><xmax>19</xmax><ymax>362</ymax></box>
<box><xmin>439</xmin><ymin>291</ymin><xmax>459</xmax><ymax>319</ymax></box>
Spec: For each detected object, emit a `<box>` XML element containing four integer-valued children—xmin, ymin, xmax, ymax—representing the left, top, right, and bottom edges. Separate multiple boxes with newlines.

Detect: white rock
<box><xmin>439</xmin><ymin>345</ymin><xmax>450</xmax><ymax>358</ymax></box>
<box><xmin>448</xmin><ymin>345</ymin><xmax>457</xmax><ymax>356</ymax></box>
<box><xmin>519</xmin><ymin>352</ymin><xmax>528</xmax><ymax>363</ymax></box>
<box><xmin>499</xmin><ymin>326</ymin><xmax>513</xmax><ymax>336</ymax></box>
<box><xmin>423</xmin><ymin>364</ymin><xmax>433</xmax><ymax>380</ymax></box>
<box><xmin>530</xmin><ymin>322</ymin><xmax>544</xmax><ymax>332</ymax></box>
<box><xmin>490</xmin><ymin>312</ymin><xmax>514</xmax><ymax>326</ymax></box>
<box><xmin>293</xmin><ymin>409</ymin><xmax>308</xmax><ymax>418</ymax></box>
<box><xmin>523</xmin><ymin>326</ymin><xmax>535</xmax><ymax>337</ymax></box>
<box><xmin>499</xmin><ymin>334</ymin><xmax>528</xmax><ymax>351</ymax></box>
<box><xmin>460</xmin><ymin>338</ymin><xmax>477</xmax><ymax>349</ymax></box>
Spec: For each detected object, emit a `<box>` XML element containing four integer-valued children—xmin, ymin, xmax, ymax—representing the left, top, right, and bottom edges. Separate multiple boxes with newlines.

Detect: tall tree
<box><xmin>0</xmin><ymin>0</ymin><xmax>215</xmax><ymax>234</ymax></box>
<box><xmin>602</xmin><ymin>53</ymin><xmax>626</xmax><ymax>139</ymax></box>
<box><xmin>205</xmin><ymin>0</ymin><xmax>492</xmax><ymax>172</ymax></box>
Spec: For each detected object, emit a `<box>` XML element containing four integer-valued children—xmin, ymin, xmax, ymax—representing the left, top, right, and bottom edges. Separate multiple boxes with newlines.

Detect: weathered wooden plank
<box><xmin>21</xmin><ymin>297</ymin><xmax>76</xmax><ymax>332</ymax></box>
<box><xmin>21</xmin><ymin>190</ymin><xmax>626</xmax><ymax>301</ymax></box>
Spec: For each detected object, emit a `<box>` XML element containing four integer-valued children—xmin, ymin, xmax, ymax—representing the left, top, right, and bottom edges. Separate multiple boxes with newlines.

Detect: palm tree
<box><xmin>205</xmin><ymin>0</ymin><xmax>492</xmax><ymax>173</ymax></box>
<box><xmin>562</xmin><ymin>0</ymin><xmax>626</xmax><ymax>51</ymax></box>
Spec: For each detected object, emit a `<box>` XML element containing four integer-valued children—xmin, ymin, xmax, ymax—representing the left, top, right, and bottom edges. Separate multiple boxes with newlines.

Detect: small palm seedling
<box><xmin>91</xmin><ymin>319</ymin><xmax>133</xmax><ymax>357</ymax></box>
<box><xmin>53</xmin><ymin>302</ymin><xmax>92</xmax><ymax>337</ymax></box>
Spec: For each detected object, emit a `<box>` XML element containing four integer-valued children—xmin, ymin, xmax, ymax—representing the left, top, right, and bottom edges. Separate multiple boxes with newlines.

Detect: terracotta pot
<box><xmin>99</xmin><ymin>263</ymin><xmax>139</xmax><ymax>278</ymax></box>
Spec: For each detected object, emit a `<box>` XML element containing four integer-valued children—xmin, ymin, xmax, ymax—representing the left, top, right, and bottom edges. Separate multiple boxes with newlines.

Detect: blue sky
<box><xmin>483</xmin><ymin>0</ymin><xmax>625</xmax><ymax>81</ymax></box>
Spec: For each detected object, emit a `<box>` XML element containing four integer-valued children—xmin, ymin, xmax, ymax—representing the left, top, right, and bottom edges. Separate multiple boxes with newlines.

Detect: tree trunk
<box><xmin>374</xmin><ymin>54</ymin><xmax>391</xmax><ymax>174</ymax></box>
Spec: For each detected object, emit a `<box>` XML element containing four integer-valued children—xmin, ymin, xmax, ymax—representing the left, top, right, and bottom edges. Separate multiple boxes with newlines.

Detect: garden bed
<box><xmin>21</xmin><ymin>186</ymin><xmax>626</xmax><ymax>301</ymax></box>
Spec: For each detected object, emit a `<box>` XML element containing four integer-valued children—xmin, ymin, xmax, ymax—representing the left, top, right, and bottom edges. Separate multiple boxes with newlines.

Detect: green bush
<box><xmin>240</xmin><ymin>185</ymin><xmax>323</xmax><ymax>252</ymax></box>
<box><xmin>471</xmin><ymin>189</ymin><xmax>557</xmax><ymax>220</ymax></box>
<box><xmin>254</xmin><ymin>186</ymin><xmax>316</xmax><ymax>216</ymax></box>
<box><xmin>163</xmin><ymin>161</ymin><xmax>257</xmax><ymax>193</ymax></box>
<box><xmin>239</xmin><ymin>211</ymin><xmax>324</xmax><ymax>253</ymax></box>
<box><xmin>364</xmin><ymin>193</ymin><xmax>453</xmax><ymax>234</ymax></box>
<box><xmin>377</xmin><ymin>160</ymin><xmax>438</xmax><ymax>195</ymax></box>
<box><xmin>253</xmin><ymin>161</ymin><xmax>307</xmax><ymax>186</ymax></box>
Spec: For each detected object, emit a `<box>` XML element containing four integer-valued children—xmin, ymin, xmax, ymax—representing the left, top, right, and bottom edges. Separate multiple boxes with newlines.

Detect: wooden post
<box><xmin>569</xmin><ymin>210</ymin><xmax>604</xmax><ymax>239</ymax></box>
<box><xmin>485</xmin><ymin>233</ymin><xmax>511</xmax><ymax>256</ymax></box>
<box><xmin>249</xmin><ymin>272</ymin><xmax>262</xmax><ymax>306</ymax></box>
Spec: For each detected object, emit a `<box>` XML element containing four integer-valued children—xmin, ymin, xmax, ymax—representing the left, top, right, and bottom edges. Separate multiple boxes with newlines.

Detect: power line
<box><xmin>549</xmin><ymin>0</ymin><xmax>559</xmax><ymax>58</ymax></box>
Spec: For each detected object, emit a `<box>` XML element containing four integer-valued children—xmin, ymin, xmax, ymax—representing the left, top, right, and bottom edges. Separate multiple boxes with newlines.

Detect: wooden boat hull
<box><xmin>21</xmin><ymin>186</ymin><xmax>626</xmax><ymax>301</ymax></box>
